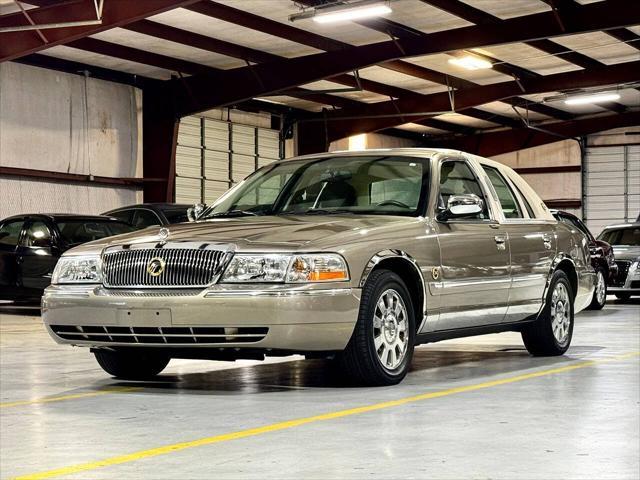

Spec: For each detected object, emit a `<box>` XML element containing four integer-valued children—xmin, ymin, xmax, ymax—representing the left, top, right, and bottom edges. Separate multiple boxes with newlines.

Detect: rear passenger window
<box><xmin>511</xmin><ymin>182</ymin><xmax>536</xmax><ymax>218</ymax></box>
<box><xmin>483</xmin><ymin>167</ymin><xmax>523</xmax><ymax>219</ymax></box>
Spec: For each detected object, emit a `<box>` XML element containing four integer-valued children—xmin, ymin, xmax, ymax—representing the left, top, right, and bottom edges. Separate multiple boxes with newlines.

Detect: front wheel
<box><xmin>94</xmin><ymin>349</ymin><xmax>170</xmax><ymax>380</ymax></box>
<box><xmin>522</xmin><ymin>270</ymin><xmax>574</xmax><ymax>356</ymax></box>
<box><xmin>587</xmin><ymin>268</ymin><xmax>607</xmax><ymax>310</ymax></box>
<box><xmin>337</xmin><ymin>269</ymin><xmax>416</xmax><ymax>386</ymax></box>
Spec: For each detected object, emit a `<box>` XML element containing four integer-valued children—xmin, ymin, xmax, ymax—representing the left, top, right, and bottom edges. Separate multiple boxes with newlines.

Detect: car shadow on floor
<box><xmin>106</xmin><ymin>345</ymin><xmax>606</xmax><ymax>395</ymax></box>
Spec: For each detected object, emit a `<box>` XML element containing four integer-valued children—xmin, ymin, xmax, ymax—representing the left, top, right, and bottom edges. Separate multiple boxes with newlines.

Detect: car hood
<box><xmin>66</xmin><ymin>215</ymin><xmax>419</xmax><ymax>254</ymax></box>
<box><xmin>612</xmin><ymin>245</ymin><xmax>640</xmax><ymax>261</ymax></box>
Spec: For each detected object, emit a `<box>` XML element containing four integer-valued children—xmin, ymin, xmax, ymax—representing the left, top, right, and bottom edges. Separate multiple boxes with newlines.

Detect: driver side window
<box><xmin>439</xmin><ymin>161</ymin><xmax>489</xmax><ymax>220</ymax></box>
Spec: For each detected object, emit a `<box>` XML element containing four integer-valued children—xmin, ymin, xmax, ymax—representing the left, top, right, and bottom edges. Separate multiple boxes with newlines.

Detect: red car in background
<box><xmin>552</xmin><ymin>210</ymin><xmax>617</xmax><ymax>310</ymax></box>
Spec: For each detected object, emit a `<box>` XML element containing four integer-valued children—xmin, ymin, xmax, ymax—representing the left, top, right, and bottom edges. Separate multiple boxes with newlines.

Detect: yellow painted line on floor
<box><xmin>12</xmin><ymin>351</ymin><xmax>640</xmax><ymax>480</ymax></box>
<box><xmin>0</xmin><ymin>387</ymin><xmax>142</xmax><ymax>409</ymax></box>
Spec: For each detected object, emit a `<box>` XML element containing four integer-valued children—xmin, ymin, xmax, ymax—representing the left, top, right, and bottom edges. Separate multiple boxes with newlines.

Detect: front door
<box><xmin>433</xmin><ymin>159</ymin><xmax>511</xmax><ymax>330</ymax></box>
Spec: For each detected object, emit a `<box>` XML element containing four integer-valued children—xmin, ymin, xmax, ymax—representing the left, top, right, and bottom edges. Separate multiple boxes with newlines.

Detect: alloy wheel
<box><xmin>551</xmin><ymin>283</ymin><xmax>571</xmax><ymax>346</ymax></box>
<box><xmin>373</xmin><ymin>289</ymin><xmax>409</xmax><ymax>370</ymax></box>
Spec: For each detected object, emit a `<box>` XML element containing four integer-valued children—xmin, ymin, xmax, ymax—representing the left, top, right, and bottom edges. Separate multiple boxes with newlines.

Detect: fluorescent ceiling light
<box><xmin>313</xmin><ymin>3</ymin><xmax>392</xmax><ymax>24</ymax></box>
<box><xmin>564</xmin><ymin>92</ymin><xmax>621</xmax><ymax>105</ymax></box>
<box><xmin>448</xmin><ymin>55</ymin><xmax>492</xmax><ymax>70</ymax></box>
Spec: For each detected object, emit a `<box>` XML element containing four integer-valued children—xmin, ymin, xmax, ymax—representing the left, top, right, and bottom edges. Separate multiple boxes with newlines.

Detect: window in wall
<box><xmin>482</xmin><ymin>166</ymin><xmax>523</xmax><ymax>219</ymax></box>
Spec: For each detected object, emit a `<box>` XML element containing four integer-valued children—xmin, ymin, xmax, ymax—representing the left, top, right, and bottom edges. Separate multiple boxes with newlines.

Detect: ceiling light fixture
<box><xmin>563</xmin><ymin>92</ymin><xmax>621</xmax><ymax>105</ymax></box>
<box><xmin>448</xmin><ymin>54</ymin><xmax>492</xmax><ymax>70</ymax></box>
<box><xmin>289</xmin><ymin>0</ymin><xmax>392</xmax><ymax>24</ymax></box>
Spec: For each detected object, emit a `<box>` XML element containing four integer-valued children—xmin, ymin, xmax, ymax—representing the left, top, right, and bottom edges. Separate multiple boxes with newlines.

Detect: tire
<box><xmin>615</xmin><ymin>293</ymin><xmax>631</xmax><ymax>302</ymax></box>
<box><xmin>587</xmin><ymin>268</ymin><xmax>607</xmax><ymax>310</ymax></box>
<box><xmin>522</xmin><ymin>270</ymin><xmax>574</xmax><ymax>356</ymax></box>
<box><xmin>337</xmin><ymin>269</ymin><xmax>416</xmax><ymax>386</ymax></box>
<box><xmin>94</xmin><ymin>349</ymin><xmax>170</xmax><ymax>380</ymax></box>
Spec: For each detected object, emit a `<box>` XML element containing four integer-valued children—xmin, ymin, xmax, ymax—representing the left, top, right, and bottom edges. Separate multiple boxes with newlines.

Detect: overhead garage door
<box><xmin>175</xmin><ymin>115</ymin><xmax>282</xmax><ymax>205</ymax></box>
<box><xmin>583</xmin><ymin>145</ymin><xmax>640</xmax><ymax>235</ymax></box>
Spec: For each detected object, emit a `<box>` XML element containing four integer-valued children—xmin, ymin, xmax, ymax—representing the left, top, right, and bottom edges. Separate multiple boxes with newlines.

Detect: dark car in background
<box><xmin>102</xmin><ymin>203</ymin><xmax>191</xmax><ymax>229</ymax></box>
<box><xmin>598</xmin><ymin>222</ymin><xmax>640</xmax><ymax>301</ymax></box>
<box><xmin>552</xmin><ymin>210</ymin><xmax>616</xmax><ymax>310</ymax></box>
<box><xmin>0</xmin><ymin>214</ymin><xmax>133</xmax><ymax>308</ymax></box>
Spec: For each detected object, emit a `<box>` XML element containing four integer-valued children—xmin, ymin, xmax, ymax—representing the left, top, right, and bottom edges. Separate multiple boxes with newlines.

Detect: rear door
<box><xmin>0</xmin><ymin>218</ymin><xmax>26</xmax><ymax>301</ymax></box>
<box><xmin>480</xmin><ymin>165</ymin><xmax>556</xmax><ymax>322</ymax></box>
<box><xmin>433</xmin><ymin>158</ymin><xmax>511</xmax><ymax>330</ymax></box>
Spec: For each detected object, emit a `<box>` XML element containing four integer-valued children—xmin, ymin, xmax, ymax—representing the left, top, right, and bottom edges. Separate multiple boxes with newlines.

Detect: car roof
<box><xmin>104</xmin><ymin>203</ymin><xmax>191</xmax><ymax>212</ymax></box>
<box><xmin>277</xmin><ymin>147</ymin><xmax>461</xmax><ymax>163</ymax></box>
<box><xmin>600</xmin><ymin>222</ymin><xmax>640</xmax><ymax>231</ymax></box>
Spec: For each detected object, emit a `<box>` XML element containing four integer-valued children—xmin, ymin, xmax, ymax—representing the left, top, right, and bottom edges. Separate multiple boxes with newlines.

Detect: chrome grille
<box><xmin>50</xmin><ymin>325</ymin><xmax>268</xmax><ymax>345</ymax></box>
<box><xmin>102</xmin><ymin>249</ymin><xmax>227</xmax><ymax>288</ymax></box>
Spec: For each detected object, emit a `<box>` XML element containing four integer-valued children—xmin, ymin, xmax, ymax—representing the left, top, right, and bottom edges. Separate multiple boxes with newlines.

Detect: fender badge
<box><xmin>431</xmin><ymin>267</ymin><xmax>440</xmax><ymax>280</ymax></box>
<box><xmin>158</xmin><ymin>227</ymin><xmax>169</xmax><ymax>241</ymax></box>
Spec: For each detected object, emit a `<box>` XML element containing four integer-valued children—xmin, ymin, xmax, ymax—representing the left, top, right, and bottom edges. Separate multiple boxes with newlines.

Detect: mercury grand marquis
<box><xmin>42</xmin><ymin>149</ymin><xmax>595</xmax><ymax>386</ymax></box>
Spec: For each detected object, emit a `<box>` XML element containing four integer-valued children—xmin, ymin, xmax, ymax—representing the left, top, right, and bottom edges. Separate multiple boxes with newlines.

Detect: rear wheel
<box><xmin>338</xmin><ymin>269</ymin><xmax>415</xmax><ymax>386</ymax></box>
<box><xmin>94</xmin><ymin>349</ymin><xmax>170</xmax><ymax>380</ymax></box>
<box><xmin>587</xmin><ymin>268</ymin><xmax>607</xmax><ymax>310</ymax></box>
<box><xmin>522</xmin><ymin>270</ymin><xmax>574</xmax><ymax>356</ymax></box>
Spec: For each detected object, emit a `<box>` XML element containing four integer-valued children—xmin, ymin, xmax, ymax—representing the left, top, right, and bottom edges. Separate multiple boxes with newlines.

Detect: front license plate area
<box><xmin>116</xmin><ymin>308</ymin><xmax>172</xmax><ymax>327</ymax></box>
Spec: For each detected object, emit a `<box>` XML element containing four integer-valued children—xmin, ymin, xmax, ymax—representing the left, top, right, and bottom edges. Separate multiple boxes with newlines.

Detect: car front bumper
<box><xmin>42</xmin><ymin>284</ymin><xmax>361</xmax><ymax>352</ymax></box>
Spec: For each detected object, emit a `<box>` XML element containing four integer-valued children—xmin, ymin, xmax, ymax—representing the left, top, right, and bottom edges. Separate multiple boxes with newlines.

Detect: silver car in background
<box><xmin>598</xmin><ymin>223</ymin><xmax>640</xmax><ymax>301</ymax></box>
<box><xmin>42</xmin><ymin>149</ymin><xmax>595</xmax><ymax>386</ymax></box>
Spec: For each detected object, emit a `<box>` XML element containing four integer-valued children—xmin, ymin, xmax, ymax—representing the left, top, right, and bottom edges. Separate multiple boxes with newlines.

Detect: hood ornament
<box><xmin>158</xmin><ymin>228</ymin><xmax>169</xmax><ymax>241</ymax></box>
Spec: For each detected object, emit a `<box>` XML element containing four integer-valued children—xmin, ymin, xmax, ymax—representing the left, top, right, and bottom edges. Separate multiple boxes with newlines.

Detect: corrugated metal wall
<box><xmin>583</xmin><ymin>145</ymin><xmax>640</xmax><ymax>235</ymax></box>
<box><xmin>0</xmin><ymin>176</ymin><xmax>141</xmax><ymax>218</ymax></box>
<box><xmin>175</xmin><ymin>113</ymin><xmax>282</xmax><ymax>204</ymax></box>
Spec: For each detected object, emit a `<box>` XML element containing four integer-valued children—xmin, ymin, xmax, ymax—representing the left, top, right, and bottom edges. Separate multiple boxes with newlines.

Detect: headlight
<box><xmin>52</xmin><ymin>255</ymin><xmax>103</xmax><ymax>284</ymax></box>
<box><xmin>220</xmin><ymin>253</ymin><xmax>349</xmax><ymax>283</ymax></box>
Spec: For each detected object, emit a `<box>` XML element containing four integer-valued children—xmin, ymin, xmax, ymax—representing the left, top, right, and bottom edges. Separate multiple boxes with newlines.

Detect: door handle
<box><xmin>494</xmin><ymin>235</ymin><xmax>507</xmax><ymax>251</ymax></box>
<box><xmin>16</xmin><ymin>256</ymin><xmax>24</xmax><ymax>265</ymax></box>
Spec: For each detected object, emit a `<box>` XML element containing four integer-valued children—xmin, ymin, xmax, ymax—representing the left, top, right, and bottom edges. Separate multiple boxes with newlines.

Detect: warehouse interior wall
<box><xmin>0</xmin><ymin>62</ymin><xmax>143</xmax><ymax>218</ymax></box>
<box><xmin>492</xmin><ymin>139</ymin><xmax>583</xmax><ymax>217</ymax></box>
<box><xmin>328</xmin><ymin>132</ymin><xmax>421</xmax><ymax>153</ymax></box>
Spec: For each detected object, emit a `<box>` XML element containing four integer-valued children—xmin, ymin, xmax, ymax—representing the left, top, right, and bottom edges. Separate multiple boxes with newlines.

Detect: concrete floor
<box><xmin>1</xmin><ymin>297</ymin><xmax>638</xmax><ymax>480</ymax></box>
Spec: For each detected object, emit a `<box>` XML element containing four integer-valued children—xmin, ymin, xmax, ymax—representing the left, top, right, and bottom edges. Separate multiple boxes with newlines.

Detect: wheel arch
<box><xmin>552</xmin><ymin>254</ymin><xmax>578</xmax><ymax>300</ymax></box>
<box><xmin>359</xmin><ymin>250</ymin><xmax>426</xmax><ymax>331</ymax></box>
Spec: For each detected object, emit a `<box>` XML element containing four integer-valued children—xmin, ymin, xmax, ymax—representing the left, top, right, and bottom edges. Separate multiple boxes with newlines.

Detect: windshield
<box><xmin>57</xmin><ymin>220</ymin><xmax>134</xmax><ymax>245</ymax></box>
<box><xmin>205</xmin><ymin>155</ymin><xmax>429</xmax><ymax>218</ymax></box>
<box><xmin>598</xmin><ymin>227</ymin><xmax>640</xmax><ymax>246</ymax></box>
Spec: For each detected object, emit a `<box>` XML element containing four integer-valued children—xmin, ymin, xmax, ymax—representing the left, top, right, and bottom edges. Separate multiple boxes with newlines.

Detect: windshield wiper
<box><xmin>207</xmin><ymin>210</ymin><xmax>259</xmax><ymax>218</ymax></box>
<box><xmin>278</xmin><ymin>208</ymin><xmax>356</xmax><ymax>216</ymax></box>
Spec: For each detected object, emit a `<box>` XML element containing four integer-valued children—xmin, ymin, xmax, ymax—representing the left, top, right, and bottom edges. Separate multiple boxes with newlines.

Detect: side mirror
<box><xmin>187</xmin><ymin>203</ymin><xmax>207</xmax><ymax>222</ymax></box>
<box><xmin>437</xmin><ymin>194</ymin><xmax>483</xmax><ymax>221</ymax></box>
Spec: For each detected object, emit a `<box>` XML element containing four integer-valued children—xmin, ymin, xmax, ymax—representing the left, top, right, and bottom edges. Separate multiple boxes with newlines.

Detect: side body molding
<box><xmin>359</xmin><ymin>249</ymin><xmax>428</xmax><ymax>332</ymax></box>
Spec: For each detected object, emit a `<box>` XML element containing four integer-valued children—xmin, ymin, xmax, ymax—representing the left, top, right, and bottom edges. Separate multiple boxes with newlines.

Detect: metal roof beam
<box><xmin>0</xmin><ymin>0</ymin><xmax>200</xmax><ymax>62</ymax></box>
<box><xmin>171</xmin><ymin>0</ymin><xmax>640</xmax><ymax>117</ymax></box>
<box><xmin>426</xmin><ymin>111</ymin><xmax>640</xmax><ymax>157</ymax></box>
<box><xmin>308</xmin><ymin>60</ymin><xmax>640</xmax><ymax>141</ymax></box>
